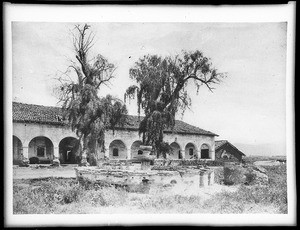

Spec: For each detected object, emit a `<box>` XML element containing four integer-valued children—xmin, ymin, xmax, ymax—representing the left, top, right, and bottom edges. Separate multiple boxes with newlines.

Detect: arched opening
<box><xmin>185</xmin><ymin>143</ymin><xmax>197</xmax><ymax>159</ymax></box>
<box><xmin>131</xmin><ymin>140</ymin><xmax>143</xmax><ymax>158</ymax></box>
<box><xmin>28</xmin><ymin>136</ymin><xmax>54</xmax><ymax>164</ymax></box>
<box><xmin>170</xmin><ymin>142</ymin><xmax>181</xmax><ymax>159</ymax></box>
<box><xmin>59</xmin><ymin>137</ymin><xmax>81</xmax><ymax>164</ymax></box>
<box><xmin>201</xmin><ymin>144</ymin><xmax>210</xmax><ymax>159</ymax></box>
<box><xmin>13</xmin><ymin>135</ymin><xmax>23</xmax><ymax>165</ymax></box>
<box><xmin>109</xmin><ymin>140</ymin><xmax>127</xmax><ymax>159</ymax></box>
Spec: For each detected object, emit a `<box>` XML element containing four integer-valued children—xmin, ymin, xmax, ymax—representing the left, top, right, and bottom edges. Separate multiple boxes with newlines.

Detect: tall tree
<box><xmin>125</xmin><ymin>50</ymin><xmax>226</xmax><ymax>158</ymax></box>
<box><xmin>57</xmin><ymin>24</ymin><xmax>127</xmax><ymax>165</ymax></box>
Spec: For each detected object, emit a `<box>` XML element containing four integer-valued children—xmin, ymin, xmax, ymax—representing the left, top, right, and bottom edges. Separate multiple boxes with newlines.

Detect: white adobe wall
<box><xmin>13</xmin><ymin>122</ymin><xmax>215</xmax><ymax>160</ymax></box>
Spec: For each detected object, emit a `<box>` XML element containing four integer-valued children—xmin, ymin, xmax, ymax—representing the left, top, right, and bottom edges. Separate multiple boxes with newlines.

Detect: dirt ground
<box><xmin>13</xmin><ymin>165</ymin><xmax>77</xmax><ymax>179</ymax></box>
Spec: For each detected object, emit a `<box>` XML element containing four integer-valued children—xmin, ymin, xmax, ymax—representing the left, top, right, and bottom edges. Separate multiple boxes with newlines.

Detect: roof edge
<box><xmin>12</xmin><ymin>101</ymin><xmax>218</xmax><ymax>136</ymax></box>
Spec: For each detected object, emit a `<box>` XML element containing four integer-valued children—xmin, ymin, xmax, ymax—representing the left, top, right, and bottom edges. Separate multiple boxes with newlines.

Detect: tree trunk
<box><xmin>94</xmin><ymin>140</ymin><xmax>99</xmax><ymax>166</ymax></box>
<box><xmin>80</xmin><ymin>137</ymin><xmax>88</xmax><ymax>165</ymax></box>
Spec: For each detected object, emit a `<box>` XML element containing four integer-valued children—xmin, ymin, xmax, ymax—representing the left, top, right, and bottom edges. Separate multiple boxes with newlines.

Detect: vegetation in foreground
<box><xmin>13</xmin><ymin>165</ymin><xmax>287</xmax><ymax>214</ymax></box>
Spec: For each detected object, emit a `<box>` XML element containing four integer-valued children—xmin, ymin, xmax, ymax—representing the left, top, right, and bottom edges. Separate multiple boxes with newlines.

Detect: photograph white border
<box><xmin>4</xmin><ymin>2</ymin><xmax>296</xmax><ymax>227</ymax></box>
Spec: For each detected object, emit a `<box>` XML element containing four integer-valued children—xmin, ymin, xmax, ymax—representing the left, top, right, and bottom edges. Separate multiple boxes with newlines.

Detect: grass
<box><xmin>13</xmin><ymin>164</ymin><xmax>287</xmax><ymax>214</ymax></box>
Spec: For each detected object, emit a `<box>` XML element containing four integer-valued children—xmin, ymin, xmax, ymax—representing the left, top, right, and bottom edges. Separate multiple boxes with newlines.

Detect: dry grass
<box><xmin>13</xmin><ymin>164</ymin><xmax>287</xmax><ymax>214</ymax></box>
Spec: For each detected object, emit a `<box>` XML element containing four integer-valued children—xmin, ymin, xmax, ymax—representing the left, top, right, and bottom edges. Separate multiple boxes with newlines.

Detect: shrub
<box><xmin>203</xmin><ymin>164</ymin><xmax>287</xmax><ymax>213</ymax></box>
<box><xmin>29</xmin><ymin>157</ymin><xmax>39</xmax><ymax>164</ymax></box>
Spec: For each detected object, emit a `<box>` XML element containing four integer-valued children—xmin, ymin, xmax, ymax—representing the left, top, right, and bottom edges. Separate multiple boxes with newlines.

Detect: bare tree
<box><xmin>56</xmin><ymin>24</ymin><xmax>127</xmax><ymax>165</ymax></box>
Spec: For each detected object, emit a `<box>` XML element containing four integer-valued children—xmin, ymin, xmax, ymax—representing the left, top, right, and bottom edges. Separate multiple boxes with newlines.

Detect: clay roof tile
<box><xmin>12</xmin><ymin>102</ymin><xmax>218</xmax><ymax>136</ymax></box>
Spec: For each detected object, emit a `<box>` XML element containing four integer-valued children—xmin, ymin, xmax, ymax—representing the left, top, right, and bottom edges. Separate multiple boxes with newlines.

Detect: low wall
<box><xmin>74</xmin><ymin>166</ymin><xmax>215</xmax><ymax>193</ymax></box>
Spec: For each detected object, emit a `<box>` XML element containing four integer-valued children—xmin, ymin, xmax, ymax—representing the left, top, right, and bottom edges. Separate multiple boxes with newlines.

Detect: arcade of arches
<box><xmin>13</xmin><ymin>135</ymin><xmax>214</xmax><ymax>164</ymax></box>
<box><xmin>13</xmin><ymin>135</ymin><xmax>81</xmax><ymax>165</ymax></box>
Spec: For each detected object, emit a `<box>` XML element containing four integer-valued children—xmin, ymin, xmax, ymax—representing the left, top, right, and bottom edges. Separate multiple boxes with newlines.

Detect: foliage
<box><xmin>56</xmin><ymin>24</ymin><xmax>127</xmax><ymax>164</ymax></box>
<box><xmin>125</xmin><ymin>51</ymin><xmax>225</xmax><ymax>158</ymax></box>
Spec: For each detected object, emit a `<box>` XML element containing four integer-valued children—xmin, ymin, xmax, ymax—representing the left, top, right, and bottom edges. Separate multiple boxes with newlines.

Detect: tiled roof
<box><xmin>215</xmin><ymin>140</ymin><xmax>228</xmax><ymax>149</ymax></box>
<box><xmin>215</xmin><ymin>140</ymin><xmax>245</xmax><ymax>156</ymax></box>
<box><xmin>13</xmin><ymin>102</ymin><xmax>65</xmax><ymax>126</ymax></box>
<box><xmin>12</xmin><ymin>102</ymin><xmax>217</xmax><ymax>136</ymax></box>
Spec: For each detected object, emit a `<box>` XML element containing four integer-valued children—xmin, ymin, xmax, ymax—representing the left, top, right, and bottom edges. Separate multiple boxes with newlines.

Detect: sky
<box><xmin>12</xmin><ymin>22</ymin><xmax>287</xmax><ymax>155</ymax></box>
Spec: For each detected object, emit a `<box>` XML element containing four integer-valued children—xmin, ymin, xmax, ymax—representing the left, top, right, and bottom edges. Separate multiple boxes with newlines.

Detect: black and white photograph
<box><xmin>4</xmin><ymin>3</ymin><xmax>296</xmax><ymax>227</ymax></box>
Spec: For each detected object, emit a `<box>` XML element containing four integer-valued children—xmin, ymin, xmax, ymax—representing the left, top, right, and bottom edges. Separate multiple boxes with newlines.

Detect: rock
<box><xmin>253</xmin><ymin>170</ymin><xmax>268</xmax><ymax>185</ymax></box>
<box><xmin>224</xmin><ymin>163</ymin><xmax>269</xmax><ymax>186</ymax></box>
<box><xmin>52</xmin><ymin>159</ymin><xmax>60</xmax><ymax>166</ymax></box>
<box><xmin>245</xmin><ymin>168</ymin><xmax>268</xmax><ymax>186</ymax></box>
<box><xmin>18</xmin><ymin>159</ymin><xmax>29</xmax><ymax>167</ymax></box>
<box><xmin>243</xmin><ymin>165</ymin><xmax>269</xmax><ymax>185</ymax></box>
<box><xmin>252</xmin><ymin>165</ymin><xmax>267</xmax><ymax>173</ymax></box>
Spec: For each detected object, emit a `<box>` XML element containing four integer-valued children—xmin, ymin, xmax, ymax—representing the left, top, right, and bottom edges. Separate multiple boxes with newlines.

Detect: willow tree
<box><xmin>125</xmin><ymin>50</ymin><xmax>225</xmax><ymax>158</ymax></box>
<box><xmin>57</xmin><ymin>24</ymin><xmax>127</xmax><ymax>165</ymax></box>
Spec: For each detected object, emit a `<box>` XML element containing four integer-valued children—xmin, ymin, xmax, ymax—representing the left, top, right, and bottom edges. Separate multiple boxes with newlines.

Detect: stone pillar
<box><xmin>52</xmin><ymin>146</ymin><xmax>61</xmax><ymax>166</ymax></box>
<box><xmin>197</xmin><ymin>150</ymin><xmax>201</xmax><ymax>159</ymax></box>
<box><xmin>54</xmin><ymin>146</ymin><xmax>59</xmax><ymax>160</ymax></box>
<box><xmin>210</xmin><ymin>149</ymin><xmax>215</xmax><ymax>160</ymax></box>
<box><xmin>127</xmin><ymin>149</ymin><xmax>131</xmax><ymax>159</ymax></box>
<box><xmin>208</xmin><ymin>170</ymin><xmax>215</xmax><ymax>185</ymax></box>
<box><xmin>199</xmin><ymin>170</ymin><xmax>209</xmax><ymax>187</ymax></box>
<box><xmin>22</xmin><ymin>146</ymin><xmax>29</xmax><ymax>160</ymax></box>
<box><xmin>180</xmin><ymin>150</ymin><xmax>185</xmax><ymax>159</ymax></box>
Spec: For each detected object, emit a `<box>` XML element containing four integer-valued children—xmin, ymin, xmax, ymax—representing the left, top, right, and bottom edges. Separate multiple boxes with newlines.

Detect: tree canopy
<box><xmin>57</xmin><ymin>24</ymin><xmax>127</xmax><ymax>164</ymax></box>
<box><xmin>125</xmin><ymin>50</ymin><xmax>226</xmax><ymax>158</ymax></box>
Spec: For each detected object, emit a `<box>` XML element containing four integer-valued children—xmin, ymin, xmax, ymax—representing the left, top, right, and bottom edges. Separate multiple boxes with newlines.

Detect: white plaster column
<box><xmin>180</xmin><ymin>150</ymin><xmax>185</xmax><ymax>159</ymax></box>
<box><xmin>126</xmin><ymin>149</ymin><xmax>131</xmax><ymax>159</ymax></box>
<box><xmin>210</xmin><ymin>150</ymin><xmax>215</xmax><ymax>160</ymax></box>
<box><xmin>22</xmin><ymin>146</ymin><xmax>29</xmax><ymax>160</ymax></box>
<box><xmin>54</xmin><ymin>146</ymin><xmax>59</xmax><ymax>160</ymax></box>
<box><xmin>197</xmin><ymin>150</ymin><xmax>201</xmax><ymax>159</ymax></box>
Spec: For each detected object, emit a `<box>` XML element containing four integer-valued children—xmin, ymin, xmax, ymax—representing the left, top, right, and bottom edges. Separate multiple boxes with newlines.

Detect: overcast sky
<box><xmin>12</xmin><ymin>22</ymin><xmax>287</xmax><ymax>152</ymax></box>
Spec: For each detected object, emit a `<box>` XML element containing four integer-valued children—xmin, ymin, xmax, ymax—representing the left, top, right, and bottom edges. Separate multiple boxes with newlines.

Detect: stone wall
<box><xmin>75</xmin><ymin>167</ymin><xmax>215</xmax><ymax>193</ymax></box>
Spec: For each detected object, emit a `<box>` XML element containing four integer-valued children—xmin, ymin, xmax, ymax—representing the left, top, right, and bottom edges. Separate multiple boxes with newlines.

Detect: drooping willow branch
<box><xmin>124</xmin><ymin>50</ymin><xmax>226</xmax><ymax>158</ymax></box>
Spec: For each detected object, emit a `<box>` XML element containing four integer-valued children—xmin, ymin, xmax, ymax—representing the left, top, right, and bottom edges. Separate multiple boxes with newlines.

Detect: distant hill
<box><xmin>233</xmin><ymin>142</ymin><xmax>286</xmax><ymax>157</ymax></box>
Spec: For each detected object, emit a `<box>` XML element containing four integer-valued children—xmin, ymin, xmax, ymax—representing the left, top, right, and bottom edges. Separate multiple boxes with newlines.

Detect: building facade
<box><xmin>12</xmin><ymin>102</ymin><xmax>218</xmax><ymax>164</ymax></box>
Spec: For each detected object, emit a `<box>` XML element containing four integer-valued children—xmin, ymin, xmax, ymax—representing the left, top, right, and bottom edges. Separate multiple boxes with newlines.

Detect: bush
<box><xmin>204</xmin><ymin>164</ymin><xmax>287</xmax><ymax>213</ymax></box>
<box><xmin>29</xmin><ymin>157</ymin><xmax>39</xmax><ymax>164</ymax></box>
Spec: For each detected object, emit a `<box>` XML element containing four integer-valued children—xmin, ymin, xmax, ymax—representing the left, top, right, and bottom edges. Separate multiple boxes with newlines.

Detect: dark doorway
<box><xmin>201</xmin><ymin>149</ymin><xmax>209</xmax><ymax>159</ymax></box>
<box><xmin>59</xmin><ymin>137</ymin><xmax>80</xmax><ymax>164</ymax></box>
<box><xmin>201</xmin><ymin>144</ymin><xmax>210</xmax><ymax>159</ymax></box>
